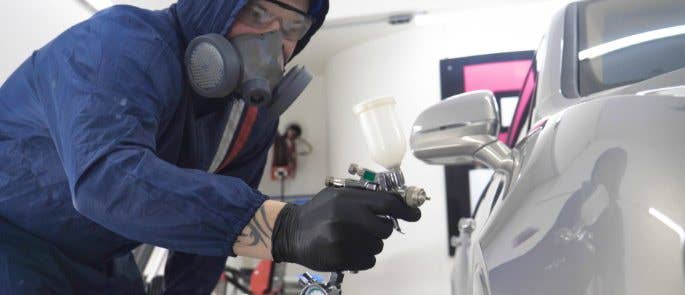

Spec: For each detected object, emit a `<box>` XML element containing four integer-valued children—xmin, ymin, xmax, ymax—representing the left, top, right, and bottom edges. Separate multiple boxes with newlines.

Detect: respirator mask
<box><xmin>185</xmin><ymin>31</ymin><xmax>312</xmax><ymax>119</ymax></box>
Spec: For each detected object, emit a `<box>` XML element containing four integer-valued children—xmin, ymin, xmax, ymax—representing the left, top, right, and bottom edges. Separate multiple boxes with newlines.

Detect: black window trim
<box><xmin>472</xmin><ymin>174</ymin><xmax>507</xmax><ymax>220</ymax></box>
<box><xmin>489</xmin><ymin>181</ymin><xmax>505</xmax><ymax>213</ymax></box>
<box><xmin>471</xmin><ymin>177</ymin><xmax>494</xmax><ymax>218</ymax></box>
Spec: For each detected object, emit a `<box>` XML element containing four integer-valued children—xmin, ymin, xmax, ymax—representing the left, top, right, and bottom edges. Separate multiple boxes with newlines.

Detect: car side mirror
<box><xmin>410</xmin><ymin>90</ymin><xmax>514</xmax><ymax>173</ymax></box>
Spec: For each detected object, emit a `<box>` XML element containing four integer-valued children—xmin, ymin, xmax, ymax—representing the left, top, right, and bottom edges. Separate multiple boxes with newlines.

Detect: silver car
<box><xmin>411</xmin><ymin>0</ymin><xmax>685</xmax><ymax>294</ymax></box>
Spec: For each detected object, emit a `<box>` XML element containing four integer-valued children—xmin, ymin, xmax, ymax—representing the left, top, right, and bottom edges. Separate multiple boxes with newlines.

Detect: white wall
<box><xmin>259</xmin><ymin>76</ymin><xmax>330</xmax><ymax>197</ymax></box>
<box><xmin>0</xmin><ymin>1</ymin><xmax>91</xmax><ymax>84</ymax></box>
<box><xmin>325</xmin><ymin>2</ymin><xmax>565</xmax><ymax>294</ymax></box>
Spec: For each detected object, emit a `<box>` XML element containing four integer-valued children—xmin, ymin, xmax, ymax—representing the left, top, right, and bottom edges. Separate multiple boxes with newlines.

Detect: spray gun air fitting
<box><xmin>298</xmin><ymin>272</ymin><xmax>343</xmax><ymax>295</ymax></box>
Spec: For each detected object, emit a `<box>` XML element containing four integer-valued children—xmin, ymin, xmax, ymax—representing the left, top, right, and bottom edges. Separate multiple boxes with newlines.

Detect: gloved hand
<box><xmin>271</xmin><ymin>187</ymin><xmax>421</xmax><ymax>272</ymax></box>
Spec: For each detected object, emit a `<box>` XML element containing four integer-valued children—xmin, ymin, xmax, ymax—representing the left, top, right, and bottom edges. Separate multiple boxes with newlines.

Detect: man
<box><xmin>0</xmin><ymin>0</ymin><xmax>421</xmax><ymax>294</ymax></box>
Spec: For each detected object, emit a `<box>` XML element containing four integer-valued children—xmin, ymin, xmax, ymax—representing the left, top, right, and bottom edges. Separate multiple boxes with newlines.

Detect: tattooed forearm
<box><xmin>233</xmin><ymin>201</ymin><xmax>286</xmax><ymax>260</ymax></box>
<box><xmin>240</xmin><ymin>212</ymin><xmax>271</xmax><ymax>248</ymax></box>
<box><xmin>261</xmin><ymin>205</ymin><xmax>274</xmax><ymax>232</ymax></box>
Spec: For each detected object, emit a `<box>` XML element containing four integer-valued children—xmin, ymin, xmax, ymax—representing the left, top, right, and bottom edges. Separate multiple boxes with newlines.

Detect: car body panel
<box><xmin>445</xmin><ymin>2</ymin><xmax>685</xmax><ymax>294</ymax></box>
<box><xmin>481</xmin><ymin>94</ymin><xmax>685</xmax><ymax>294</ymax></box>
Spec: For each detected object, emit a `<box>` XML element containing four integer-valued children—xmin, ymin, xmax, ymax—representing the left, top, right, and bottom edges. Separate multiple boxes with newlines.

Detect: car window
<box><xmin>518</xmin><ymin>76</ymin><xmax>538</xmax><ymax>146</ymax></box>
<box><xmin>577</xmin><ymin>0</ymin><xmax>685</xmax><ymax>95</ymax></box>
<box><xmin>507</xmin><ymin>62</ymin><xmax>538</xmax><ymax>147</ymax></box>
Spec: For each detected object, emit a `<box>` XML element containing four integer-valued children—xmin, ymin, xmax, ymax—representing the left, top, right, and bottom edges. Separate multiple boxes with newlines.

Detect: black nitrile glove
<box><xmin>271</xmin><ymin>187</ymin><xmax>421</xmax><ymax>272</ymax></box>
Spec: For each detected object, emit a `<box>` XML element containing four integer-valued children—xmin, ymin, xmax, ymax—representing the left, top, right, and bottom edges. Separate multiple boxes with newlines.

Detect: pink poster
<box><xmin>463</xmin><ymin>60</ymin><xmax>532</xmax><ymax>142</ymax></box>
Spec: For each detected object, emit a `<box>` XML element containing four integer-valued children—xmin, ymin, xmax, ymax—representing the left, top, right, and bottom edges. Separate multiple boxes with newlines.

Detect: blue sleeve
<box><xmin>163</xmin><ymin>251</ymin><xmax>228</xmax><ymax>295</ymax></box>
<box><xmin>36</xmin><ymin>17</ymin><xmax>266</xmax><ymax>257</ymax></box>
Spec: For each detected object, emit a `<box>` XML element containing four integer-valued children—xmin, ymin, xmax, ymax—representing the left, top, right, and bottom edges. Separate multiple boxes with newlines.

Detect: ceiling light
<box><xmin>388</xmin><ymin>14</ymin><xmax>414</xmax><ymax>25</ymax></box>
<box><xmin>77</xmin><ymin>0</ymin><xmax>113</xmax><ymax>12</ymax></box>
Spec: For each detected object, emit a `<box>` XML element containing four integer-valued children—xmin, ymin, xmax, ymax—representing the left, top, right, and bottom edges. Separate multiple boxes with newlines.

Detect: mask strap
<box><xmin>263</xmin><ymin>0</ymin><xmax>309</xmax><ymax>16</ymax></box>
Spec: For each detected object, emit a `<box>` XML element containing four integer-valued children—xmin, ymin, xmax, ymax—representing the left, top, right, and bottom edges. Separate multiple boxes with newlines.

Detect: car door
<box><xmin>471</xmin><ymin>172</ymin><xmax>509</xmax><ymax>295</ymax></box>
<box><xmin>455</xmin><ymin>57</ymin><xmax>540</xmax><ymax>295</ymax></box>
<box><xmin>452</xmin><ymin>172</ymin><xmax>505</xmax><ymax>295</ymax></box>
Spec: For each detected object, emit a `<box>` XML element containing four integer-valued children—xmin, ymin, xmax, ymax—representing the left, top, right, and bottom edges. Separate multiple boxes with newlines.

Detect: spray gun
<box><xmin>298</xmin><ymin>97</ymin><xmax>430</xmax><ymax>295</ymax></box>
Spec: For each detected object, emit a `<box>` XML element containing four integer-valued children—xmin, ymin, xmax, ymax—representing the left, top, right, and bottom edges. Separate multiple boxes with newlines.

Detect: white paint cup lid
<box><xmin>353</xmin><ymin>96</ymin><xmax>396</xmax><ymax>115</ymax></box>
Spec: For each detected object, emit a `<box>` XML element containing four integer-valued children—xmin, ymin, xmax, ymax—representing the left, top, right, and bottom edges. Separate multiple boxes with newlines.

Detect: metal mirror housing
<box><xmin>410</xmin><ymin>90</ymin><xmax>514</xmax><ymax>173</ymax></box>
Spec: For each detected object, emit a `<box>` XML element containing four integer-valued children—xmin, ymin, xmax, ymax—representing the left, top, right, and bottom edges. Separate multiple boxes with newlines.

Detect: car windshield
<box><xmin>577</xmin><ymin>0</ymin><xmax>685</xmax><ymax>95</ymax></box>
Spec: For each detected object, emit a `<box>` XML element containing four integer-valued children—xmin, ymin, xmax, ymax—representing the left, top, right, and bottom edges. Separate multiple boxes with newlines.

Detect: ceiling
<box><xmin>98</xmin><ymin>0</ymin><xmax>559</xmax><ymax>74</ymax></box>
<box><xmin>110</xmin><ymin>0</ymin><xmax>453</xmax><ymax>18</ymax></box>
<box><xmin>105</xmin><ymin>0</ymin><xmax>425</xmax><ymax>74</ymax></box>
<box><xmin>109</xmin><ymin>0</ymin><xmax>557</xmax><ymax>21</ymax></box>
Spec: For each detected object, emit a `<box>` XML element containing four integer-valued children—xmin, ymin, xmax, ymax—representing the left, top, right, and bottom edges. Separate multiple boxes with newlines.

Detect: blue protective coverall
<box><xmin>0</xmin><ymin>0</ymin><xmax>328</xmax><ymax>293</ymax></box>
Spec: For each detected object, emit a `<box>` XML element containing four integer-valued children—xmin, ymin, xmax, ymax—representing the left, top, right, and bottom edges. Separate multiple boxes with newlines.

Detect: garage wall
<box><xmin>0</xmin><ymin>1</ymin><xmax>91</xmax><ymax>84</ymax></box>
<box><xmin>258</xmin><ymin>76</ymin><xmax>330</xmax><ymax>197</ymax></box>
<box><xmin>325</xmin><ymin>2</ymin><xmax>564</xmax><ymax>294</ymax></box>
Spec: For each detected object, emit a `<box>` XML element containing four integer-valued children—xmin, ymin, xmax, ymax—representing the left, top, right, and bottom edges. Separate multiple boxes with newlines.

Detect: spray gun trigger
<box><xmin>389</xmin><ymin>217</ymin><xmax>404</xmax><ymax>234</ymax></box>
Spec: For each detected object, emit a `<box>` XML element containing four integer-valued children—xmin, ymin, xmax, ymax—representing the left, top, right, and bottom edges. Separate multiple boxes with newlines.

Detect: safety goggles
<box><xmin>236</xmin><ymin>0</ymin><xmax>313</xmax><ymax>42</ymax></box>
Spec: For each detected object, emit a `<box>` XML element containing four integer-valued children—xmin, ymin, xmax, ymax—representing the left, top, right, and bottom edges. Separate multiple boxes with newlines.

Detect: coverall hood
<box><xmin>174</xmin><ymin>0</ymin><xmax>329</xmax><ymax>59</ymax></box>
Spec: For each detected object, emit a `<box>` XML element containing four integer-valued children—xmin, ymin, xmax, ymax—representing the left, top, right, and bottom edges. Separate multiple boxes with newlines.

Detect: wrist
<box><xmin>232</xmin><ymin>200</ymin><xmax>286</xmax><ymax>260</ymax></box>
<box><xmin>271</xmin><ymin>203</ymin><xmax>300</xmax><ymax>263</ymax></box>
<box><xmin>261</xmin><ymin>200</ymin><xmax>287</xmax><ymax>225</ymax></box>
